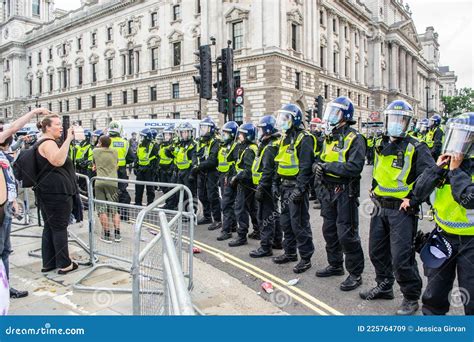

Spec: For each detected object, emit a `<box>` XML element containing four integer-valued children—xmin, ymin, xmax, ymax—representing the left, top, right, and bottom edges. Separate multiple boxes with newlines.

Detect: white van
<box><xmin>118</xmin><ymin>119</ymin><xmax>202</xmax><ymax>139</ymax></box>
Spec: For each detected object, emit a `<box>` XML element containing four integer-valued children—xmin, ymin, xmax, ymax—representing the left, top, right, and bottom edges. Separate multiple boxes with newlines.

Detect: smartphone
<box><xmin>74</xmin><ymin>125</ymin><xmax>85</xmax><ymax>141</ymax></box>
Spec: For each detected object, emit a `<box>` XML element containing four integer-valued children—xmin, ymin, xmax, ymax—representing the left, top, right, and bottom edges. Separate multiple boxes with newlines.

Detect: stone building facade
<box><xmin>0</xmin><ymin>0</ymin><xmax>454</xmax><ymax>129</ymax></box>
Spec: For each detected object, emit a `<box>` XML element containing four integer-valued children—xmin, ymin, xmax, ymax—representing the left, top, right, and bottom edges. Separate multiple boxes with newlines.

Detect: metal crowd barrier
<box><xmin>72</xmin><ymin>176</ymin><xmax>195</xmax><ymax>300</ymax></box>
<box><xmin>132</xmin><ymin>210</ymin><xmax>194</xmax><ymax>315</ymax></box>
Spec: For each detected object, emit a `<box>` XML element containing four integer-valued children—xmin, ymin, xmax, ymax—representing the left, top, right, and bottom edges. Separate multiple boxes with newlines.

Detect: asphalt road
<box><xmin>191</xmin><ymin>165</ymin><xmax>464</xmax><ymax>316</ymax></box>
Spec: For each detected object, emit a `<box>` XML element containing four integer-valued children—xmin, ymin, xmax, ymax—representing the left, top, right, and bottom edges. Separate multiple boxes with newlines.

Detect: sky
<box><xmin>55</xmin><ymin>0</ymin><xmax>473</xmax><ymax>89</ymax></box>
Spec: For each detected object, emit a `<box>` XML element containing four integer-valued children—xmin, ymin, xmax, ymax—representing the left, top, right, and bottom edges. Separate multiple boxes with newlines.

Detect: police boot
<box><xmin>359</xmin><ymin>285</ymin><xmax>394</xmax><ymax>300</ymax></box>
<box><xmin>272</xmin><ymin>241</ymin><xmax>283</xmax><ymax>250</ymax></box>
<box><xmin>248</xmin><ymin>230</ymin><xmax>260</xmax><ymax>240</ymax></box>
<box><xmin>315</xmin><ymin>265</ymin><xmax>344</xmax><ymax>278</ymax></box>
<box><xmin>396</xmin><ymin>298</ymin><xmax>419</xmax><ymax>316</ymax></box>
<box><xmin>208</xmin><ymin>221</ymin><xmax>222</xmax><ymax>231</ymax></box>
<box><xmin>249</xmin><ymin>247</ymin><xmax>273</xmax><ymax>258</ymax></box>
<box><xmin>293</xmin><ymin>259</ymin><xmax>312</xmax><ymax>274</ymax></box>
<box><xmin>340</xmin><ymin>274</ymin><xmax>363</xmax><ymax>291</ymax></box>
<box><xmin>217</xmin><ymin>232</ymin><xmax>232</xmax><ymax>241</ymax></box>
<box><xmin>313</xmin><ymin>200</ymin><xmax>321</xmax><ymax>209</ymax></box>
<box><xmin>198</xmin><ymin>217</ymin><xmax>212</xmax><ymax>225</ymax></box>
<box><xmin>228</xmin><ymin>236</ymin><xmax>247</xmax><ymax>247</ymax></box>
<box><xmin>272</xmin><ymin>254</ymin><xmax>298</xmax><ymax>264</ymax></box>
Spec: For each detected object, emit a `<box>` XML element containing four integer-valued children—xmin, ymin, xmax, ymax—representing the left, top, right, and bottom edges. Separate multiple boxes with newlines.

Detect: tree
<box><xmin>441</xmin><ymin>87</ymin><xmax>474</xmax><ymax>117</ymax></box>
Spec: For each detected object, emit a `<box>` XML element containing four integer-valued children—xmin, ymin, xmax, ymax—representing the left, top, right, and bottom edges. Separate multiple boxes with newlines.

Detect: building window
<box><xmin>77</xmin><ymin>38</ymin><xmax>82</xmax><ymax>51</ymax></box>
<box><xmin>324</xmin><ymin>84</ymin><xmax>329</xmax><ymax>99</ymax></box>
<box><xmin>65</xmin><ymin>100</ymin><xmax>69</xmax><ymax>112</ymax></box>
<box><xmin>333</xmin><ymin>18</ymin><xmax>336</xmax><ymax>33</ymax></box>
<box><xmin>5</xmin><ymin>60</ymin><xmax>9</xmax><ymax>71</ymax></box>
<box><xmin>49</xmin><ymin>74</ymin><xmax>53</xmax><ymax>91</ymax></box>
<box><xmin>28</xmin><ymin>56</ymin><xmax>32</xmax><ymax>67</ymax></box>
<box><xmin>357</xmin><ymin>94</ymin><xmax>361</xmax><ymax>106</ymax></box>
<box><xmin>48</xmin><ymin>48</ymin><xmax>53</xmax><ymax>60</ymax></box>
<box><xmin>345</xmin><ymin>57</ymin><xmax>349</xmax><ymax>77</ymax></box>
<box><xmin>107</xmin><ymin>27</ymin><xmax>113</xmax><ymax>41</ymax></box>
<box><xmin>62</xmin><ymin>44</ymin><xmax>66</xmax><ymax>56</ymax></box>
<box><xmin>333</xmin><ymin>52</ymin><xmax>337</xmax><ymax>73</ymax></box>
<box><xmin>91</xmin><ymin>95</ymin><xmax>96</xmax><ymax>108</ymax></box>
<box><xmin>151</xmin><ymin>48</ymin><xmax>158</xmax><ymax>70</ymax></box>
<box><xmin>77</xmin><ymin>98</ymin><xmax>82</xmax><ymax>110</ymax></box>
<box><xmin>91</xmin><ymin>32</ymin><xmax>97</xmax><ymax>46</ymax></box>
<box><xmin>232</xmin><ymin>21</ymin><xmax>243</xmax><ymax>50</ymax></box>
<box><xmin>172</xmin><ymin>83</ymin><xmax>179</xmax><ymax>99</ymax></box>
<box><xmin>320</xmin><ymin>46</ymin><xmax>324</xmax><ymax>68</ymax></box>
<box><xmin>337</xmin><ymin>88</ymin><xmax>341</xmax><ymax>97</ymax></box>
<box><xmin>196</xmin><ymin>0</ymin><xmax>201</xmax><ymax>14</ymax></box>
<box><xmin>150</xmin><ymin>114</ymin><xmax>157</xmax><ymax>119</ymax></box>
<box><xmin>28</xmin><ymin>80</ymin><xmax>33</xmax><ymax>96</ymax></box>
<box><xmin>344</xmin><ymin>26</ymin><xmax>348</xmax><ymax>39</ymax></box>
<box><xmin>133</xmin><ymin>89</ymin><xmax>138</xmax><ymax>103</ymax></box>
<box><xmin>291</xmin><ymin>23</ymin><xmax>298</xmax><ymax>51</ymax></box>
<box><xmin>32</xmin><ymin>0</ymin><xmax>40</xmax><ymax>16</ymax></box>
<box><xmin>92</xmin><ymin>63</ymin><xmax>97</xmax><ymax>82</ymax></box>
<box><xmin>151</xmin><ymin>12</ymin><xmax>158</xmax><ymax>27</ymax></box>
<box><xmin>127</xmin><ymin>20</ymin><xmax>133</xmax><ymax>34</ymax></box>
<box><xmin>128</xmin><ymin>49</ymin><xmax>134</xmax><ymax>75</ymax></box>
<box><xmin>234</xmin><ymin>105</ymin><xmax>243</xmax><ymax>124</ymax></box>
<box><xmin>320</xmin><ymin>10</ymin><xmax>324</xmax><ymax>25</ymax></box>
<box><xmin>122</xmin><ymin>90</ymin><xmax>128</xmax><ymax>105</ymax></box>
<box><xmin>63</xmin><ymin>69</ymin><xmax>68</xmax><ymax>88</ymax></box>
<box><xmin>107</xmin><ymin>59</ymin><xmax>113</xmax><ymax>79</ymax></box>
<box><xmin>106</xmin><ymin>93</ymin><xmax>112</xmax><ymax>107</ymax></box>
<box><xmin>78</xmin><ymin>66</ymin><xmax>83</xmax><ymax>85</ymax></box>
<box><xmin>172</xmin><ymin>112</ymin><xmax>180</xmax><ymax>119</ymax></box>
<box><xmin>38</xmin><ymin>52</ymin><xmax>42</xmax><ymax>63</ymax></box>
<box><xmin>295</xmin><ymin>72</ymin><xmax>300</xmax><ymax>90</ymax></box>
<box><xmin>38</xmin><ymin>77</ymin><xmax>42</xmax><ymax>94</ymax></box>
<box><xmin>381</xmin><ymin>42</ymin><xmax>384</xmax><ymax>54</ymax></box>
<box><xmin>234</xmin><ymin>70</ymin><xmax>241</xmax><ymax>88</ymax></box>
<box><xmin>150</xmin><ymin>86</ymin><xmax>157</xmax><ymax>101</ymax></box>
<box><xmin>48</xmin><ymin>102</ymin><xmax>52</xmax><ymax>111</ymax></box>
<box><xmin>173</xmin><ymin>42</ymin><xmax>181</xmax><ymax>66</ymax></box>
<box><xmin>59</xmin><ymin>101</ymin><xmax>63</xmax><ymax>113</ymax></box>
<box><xmin>173</xmin><ymin>5</ymin><xmax>180</xmax><ymax>21</ymax></box>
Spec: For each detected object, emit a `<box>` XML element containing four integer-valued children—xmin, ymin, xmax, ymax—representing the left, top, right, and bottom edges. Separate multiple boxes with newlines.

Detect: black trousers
<box><xmin>135</xmin><ymin>168</ymin><xmax>156</xmax><ymax>206</ymax></box>
<box><xmin>422</xmin><ymin>232</ymin><xmax>474</xmax><ymax>315</ymax></box>
<box><xmin>117</xmin><ymin>166</ymin><xmax>131</xmax><ymax>220</ymax></box>
<box><xmin>39</xmin><ymin>194</ymin><xmax>73</xmax><ymax>269</ymax></box>
<box><xmin>177</xmin><ymin>168</ymin><xmax>196</xmax><ymax>202</ymax></box>
<box><xmin>321</xmin><ymin>188</ymin><xmax>364</xmax><ymax>276</ymax></box>
<box><xmin>369</xmin><ymin>207</ymin><xmax>422</xmax><ymax>300</ymax></box>
<box><xmin>280</xmin><ymin>186</ymin><xmax>314</xmax><ymax>260</ymax></box>
<box><xmin>366</xmin><ymin>147</ymin><xmax>374</xmax><ymax>165</ymax></box>
<box><xmin>159</xmin><ymin>165</ymin><xmax>175</xmax><ymax>209</ymax></box>
<box><xmin>257</xmin><ymin>190</ymin><xmax>282</xmax><ymax>250</ymax></box>
<box><xmin>235</xmin><ymin>183</ymin><xmax>258</xmax><ymax>238</ymax></box>
<box><xmin>198</xmin><ymin>170</ymin><xmax>221</xmax><ymax>222</ymax></box>
<box><xmin>220</xmin><ymin>174</ymin><xmax>236</xmax><ymax>233</ymax></box>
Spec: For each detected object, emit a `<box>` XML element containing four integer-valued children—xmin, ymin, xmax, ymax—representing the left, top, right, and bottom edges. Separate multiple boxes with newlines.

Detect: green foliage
<box><xmin>441</xmin><ymin>87</ymin><xmax>474</xmax><ymax>117</ymax></box>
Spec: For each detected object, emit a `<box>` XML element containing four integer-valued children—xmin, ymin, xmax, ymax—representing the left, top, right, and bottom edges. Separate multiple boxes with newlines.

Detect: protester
<box><xmin>93</xmin><ymin>135</ymin><xmax>121</xmax><ymax>243</ymax></box>
<box><xmin>36</xmin><ymin>114</ymin><xmax>78</xmax><ymax>274</ymax></box>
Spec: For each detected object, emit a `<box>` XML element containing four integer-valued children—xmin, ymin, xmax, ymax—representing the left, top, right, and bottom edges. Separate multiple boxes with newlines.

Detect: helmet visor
<box><xmin>323</xmin><ymin>104</ymin><xmax>344</xmax><ymax>126</ymax></box>
<box><xmin>179</xmin><ymin>129</ymin><xmax>191</xmax><ymax>141</ymax></box>
<box><xmin>276</xmin><ymin>111</ymin><xmax>292</xmax><ymax>132</ymax></box>
<box><xmin>164</xmin><ymin>133</ymin><xmax>173</xmax><ymax>142</ymax></box>
<box><xmin>384</xmin><ymin>112</ymin><xmax>412</xmax><ymax>138</ymax></box>
<box><xmin>200</xmin><ymin>125</ymin><xmax>211</xmax><ymax>136</ymax></box>
<box><xmin>442</xmin><ymin>122</ymin><xmax>474</xmax><ymax>157</ymax></box>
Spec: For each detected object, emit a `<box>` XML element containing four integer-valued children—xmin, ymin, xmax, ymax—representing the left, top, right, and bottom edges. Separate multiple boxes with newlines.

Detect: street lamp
<box><xmin>425</xmin><ymin>85</ymin><xmax>430</xmax><ymax>119</ymax></box>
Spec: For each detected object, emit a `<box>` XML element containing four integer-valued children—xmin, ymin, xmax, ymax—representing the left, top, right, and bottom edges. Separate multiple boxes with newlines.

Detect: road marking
<box><xmin>139</xmin><ymin>221</ymin><xmax>343</xmax><ymax>315</ymax></box>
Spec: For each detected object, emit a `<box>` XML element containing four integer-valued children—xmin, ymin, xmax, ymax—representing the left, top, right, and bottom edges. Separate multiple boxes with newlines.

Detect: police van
<box><xmin>118</xmin><ymin>119</ymin><xmax>202</xmax><ymax>139</ymax></box>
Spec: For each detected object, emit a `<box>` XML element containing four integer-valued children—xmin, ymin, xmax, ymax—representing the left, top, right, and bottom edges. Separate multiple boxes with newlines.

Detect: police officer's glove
<box><xmin>230</xmin><ymin>176</ymin><xmax>239</xmax><ymax>190</ymax></box>
<box><xmin>272</xmin><ymin>184</ymin><xmax>281</xmax><ymax>200</ymax></box>
<box><xmin>292</xmin><ymin>187</ymin><xmax>304</xmax><ymax>203</ymax></box>
<box><xmin>312</xmin><ymin>162</ymin><xmax>325</xmax><ymax>178</ymax></box>
<box><xmin>255</xmin><ymin>186</ymin><xmax>265</xmax><ymax>202</ymax></box>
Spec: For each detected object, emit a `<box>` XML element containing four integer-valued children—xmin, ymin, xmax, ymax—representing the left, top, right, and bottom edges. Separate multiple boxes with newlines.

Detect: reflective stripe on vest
<box><xmin>373</xmin><ymin>142</ymin><xmax>416</xmax><ymax>199</ymax></box>
<box><xmin>175</xmin><ymin>143</ymin><xmax>194</xmax><ymax>170</ymax></box>
<box><xmin>235</xmin><ymin>144</ymin><xmax>258</xmax><ymax>172</ymax></box>
<box><xmin>159</xmin><ymin>145</ymin><xmax>173</xmax><ymax>165</ymax></box>
<box><xmin>217</xmin><ymin>142</ymin><xmax>237</xmax><ymax>173</ymax></box>
<box><xmin>320</xmin><ymin>131</ymin><xmax>357</xmax><ymax>178</ymax></box>
<box><xmin>110</xmin><ymin>137</ymin><xmax>129</xmax><ymax>166</ymax></box>
<box><xmin>137</xmin><ymin>143</ymin><xmax>156</xmax><ymax>166</ymax></box>
<box><xmin>275</xmin><ymin>132</ymin><xmax>314</xmax><ymax>176</ymax></box>
<box><xmin>433</xmin><ymin>173</ymin><xmax>474</xmax><ymax>235</ymax></box>
<box><xmin>252</xmin><ymin>141</ymin><xmax>278</xmax><ymax>185</ymax></box>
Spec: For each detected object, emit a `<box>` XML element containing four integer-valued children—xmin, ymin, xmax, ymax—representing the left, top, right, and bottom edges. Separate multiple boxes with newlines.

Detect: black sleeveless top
<box><xmin>35</xmin><ymin>139</ymin><xmax>77</xmax><ymax>195</ymax></box>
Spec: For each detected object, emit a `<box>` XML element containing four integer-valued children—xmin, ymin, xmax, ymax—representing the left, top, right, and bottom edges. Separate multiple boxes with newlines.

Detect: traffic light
<box><xmin>221</xmin><ymin>48</ymin><xmax>234</xmax><ymax>115</ymax></box>
<box><xmin>194</xmin><ymin>45</ymin><xmax>212</xmax><ymax>100</ymax></box>
<box><xmin>316</xmin><ymin>95</ymin><xmax>324</xmax><ymax>118</ymax></box>
<box><xmin>305</xmin><ymin>109</ymin><xmax>313</xmax><ymax>124</ymax></box>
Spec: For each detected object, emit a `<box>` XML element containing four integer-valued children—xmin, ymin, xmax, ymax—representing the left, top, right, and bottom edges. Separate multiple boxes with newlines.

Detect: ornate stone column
<box><xmin>389</xmin><ymin>41</ymin><xmax>398</xmax><ymax>91</ymax></box>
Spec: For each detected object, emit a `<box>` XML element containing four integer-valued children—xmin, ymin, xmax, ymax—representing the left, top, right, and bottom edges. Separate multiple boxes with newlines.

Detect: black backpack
<box><xmin>13</xmin><ymin>138</ymin><xmax>55</xmax><ymax>188</ymax></box>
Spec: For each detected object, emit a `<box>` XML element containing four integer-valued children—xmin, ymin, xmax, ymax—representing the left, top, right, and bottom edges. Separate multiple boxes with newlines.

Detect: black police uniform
<box><xmin>218</xmin><ymin>142</ymin><xmax>238</xmax><ymax>237</ymax></box>
<box><xmin>368</xmin><ymin>136</ymin><xmax>435</xmax><ymax>300</ymax></box>
<box><xmin>134</xmin><ymin>139</ymin><xmax>159</xmax><ymax>206</ymax></box>
<box><xmin>317</xmin><ymin>125</ymin><xmax>365</xmax><ymax>278</ymax></box>
<box><xmin>277</xmin><ymin>127</ymin><xmax>315</xmax><ymax>261</ymax></box>
<box><xmin>413</xmin><ymin>159</ymin><xmax>474</xmax><ymax>315</ymax></box>
<box><xmin>430</xmin><ymin>126</ymin><xmax>444</xmax><ymax>161</ymax></box>
<box><xmin>158</xmin><ymin>141</ymin><xmax>176</xmax><ymax>209</ymax></box>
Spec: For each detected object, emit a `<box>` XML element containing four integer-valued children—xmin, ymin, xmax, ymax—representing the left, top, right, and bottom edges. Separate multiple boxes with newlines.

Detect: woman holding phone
<box><xmin>36</xmin><ymin>114</ymin><xmax>79</xmax><ymax>274</ymax></box>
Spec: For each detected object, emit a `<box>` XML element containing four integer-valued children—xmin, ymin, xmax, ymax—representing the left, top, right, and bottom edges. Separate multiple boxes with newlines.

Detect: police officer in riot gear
<box><xmin>193</xmin><ymin>117</ymin><xmax>222</xmax><ymax>230</ymax></box>
<box><xmin>273</xmin><ymin>104</ymin><xmax>316</xmax><ymax>274</ymax></box>
<box><xmin>313</xmin><ymin>96</ymin><xmax>365</xmax><ymax>290</ymax></box>
<box><xmin>425</xmin><ymin>114</ymin><xmax>445</xmax><ymax>160</ymax></box>
<box><xmin>412</xmin><ymin>112</ymin><xmax>474</xmax><ymax>315</ymax></box>
<box><xmin>249</xmin><ymin>115</ymin><xmax>282</xmax><ymax>258</ymax></box>
<box><xmin>75</xmin><ymin>130</ymin><xmax>93</xmax><ymax>192</ymax></box>
<box><xmin>175</xmin><ymin>122</ymin><xmax>197</xmax><ymax>197</ymax></box>
<box><xmin>108</xmin><ymin>121</ymin><xmax>134</xmax><ymax>218</ymax></box>
<box><xmin>158</xmin><ymin>126</ymin><xmax>176</xmax><ymax>209</ymax></box>
<box><xmin>359</xmin><ymin>100</ymin><xmax>435</xmax><ymax>315</ymax></box>
<box><xmin>228</xmin><ymin>123</ymin><xmax>259</xmax><ymax>247</ymax></box>
<box><xmin>134</xmin><ymin>128</ymin><xmax>159</xmax><ymax>206</ymax></box>
<box><xmin>216</xmin><ymin>121</ymin><xmax>239</xmax><ymax>241</ymax></box>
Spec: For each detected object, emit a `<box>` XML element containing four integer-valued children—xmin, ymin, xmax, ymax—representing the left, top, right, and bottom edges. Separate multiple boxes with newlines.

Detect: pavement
<box><xmin>7</xmin><ymin>164</ymin><xmax>464</xmax><ymax>316</ymax></box>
